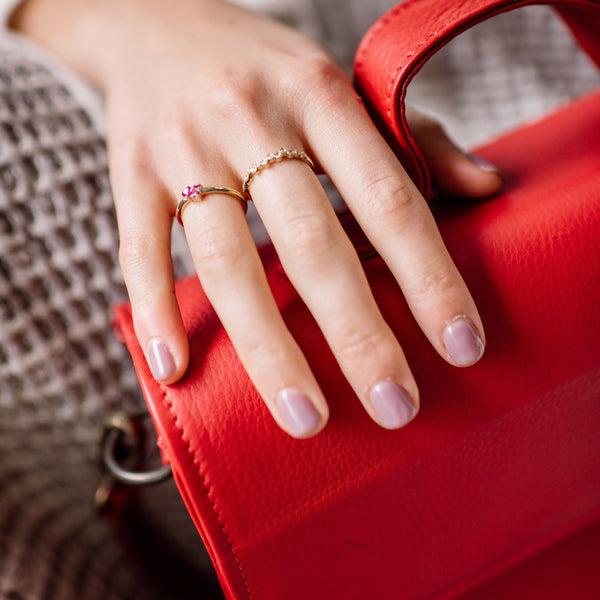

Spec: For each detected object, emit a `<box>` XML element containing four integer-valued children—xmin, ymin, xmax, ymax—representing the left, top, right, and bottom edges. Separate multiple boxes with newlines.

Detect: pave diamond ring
<box><xmin>242</xmin><ymin>148</ymin><xmax>315</xmax><ymax>201</ymax></box>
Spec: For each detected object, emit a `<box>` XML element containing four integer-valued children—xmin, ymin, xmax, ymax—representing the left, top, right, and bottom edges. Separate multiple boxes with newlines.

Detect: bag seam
<box><xmin>159</xmin><ymin>385</ymin><xmax>253</xmax><ymax>599</ymax></box>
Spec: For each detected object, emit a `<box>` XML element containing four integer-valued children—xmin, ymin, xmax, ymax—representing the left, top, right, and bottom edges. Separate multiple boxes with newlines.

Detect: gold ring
<box><xmin>242</xmin><ymin>148</ymin><xmax>315</xmax><ymax>200</ymax></box>
<box><xmin>176</xmin><ymin>184</ymin><xmax>247</xmax><ymax>226</ymax></box>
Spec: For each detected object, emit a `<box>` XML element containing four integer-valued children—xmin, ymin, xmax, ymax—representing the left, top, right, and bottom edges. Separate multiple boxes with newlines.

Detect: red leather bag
<box><xmin>113</xmin><ymin>0</ymin><xmax>600</xmax><ymax>598</ymax></box>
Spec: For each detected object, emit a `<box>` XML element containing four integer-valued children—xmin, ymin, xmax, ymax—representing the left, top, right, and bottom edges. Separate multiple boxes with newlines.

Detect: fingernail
<box><xmin>277</xmin><ymin>387</ymin><xmax>323</xmax><ymax>438</ymax></box>
<box><xmin>443</xmin><ymin>318</ymin><xmax>485</xmax><ymax>367</ymax></box>
<box><xmin>147</xmin><ymin>337</ymin><xmax>176</xmax><ymax>382</ymax></box>
<box><xmin>370</xmin><ymin>380</ymin><xmax>417</xmax><ymax>430</ymax></box>
<box><xmin>466</xmin><ymin>153</ymin><xmax>500</xmax><ymax>174</ymax></box>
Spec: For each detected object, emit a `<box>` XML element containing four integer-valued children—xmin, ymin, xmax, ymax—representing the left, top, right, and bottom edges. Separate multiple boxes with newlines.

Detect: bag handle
<box><xmin>354</xmin><ymin>0</ymin><xmax>600</xmax><ymax>198</ymax></box>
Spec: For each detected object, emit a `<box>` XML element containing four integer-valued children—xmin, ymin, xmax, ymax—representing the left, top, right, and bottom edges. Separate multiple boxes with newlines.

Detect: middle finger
<box><xmin>247</xmin><ymin>150</ymin><xmax>419</xmax><ymax>429</ymax></box>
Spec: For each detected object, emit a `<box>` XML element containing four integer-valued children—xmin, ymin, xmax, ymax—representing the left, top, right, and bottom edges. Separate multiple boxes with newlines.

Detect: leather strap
<box><xmin>354</xmin><ymin>0</ymin><xmax>600</xmax><ymax>198</ymax></box>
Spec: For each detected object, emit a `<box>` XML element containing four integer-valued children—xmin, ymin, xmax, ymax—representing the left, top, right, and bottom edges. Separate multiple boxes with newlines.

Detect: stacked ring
<box><xmin>242</xmin><ymin>148</ymin><xmax>315</xmax><ymax>200</ymax></box>
<box><xmin>176</xmin><ymin>184</ymin><xmax>247</xmax><ymax>226</ymax></box>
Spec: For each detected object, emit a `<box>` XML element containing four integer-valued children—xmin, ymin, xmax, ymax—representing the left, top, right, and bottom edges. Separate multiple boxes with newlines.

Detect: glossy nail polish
<box><xmin>370</xmin><ymin>380</ymin><xmax>417</xmax><ymax>430</ymax></box>
<box><xmin>443</xmin><ymin>318</ymin><xmax>485</xmax><ymax>367</ymax></box>
<box><xmin>277</xmin><ymin>388</ymin><xmax>322</xmax><ymax>438</ymax></box>
<box><xmin>466</xmin><ymin>153</ymin><xmax>500</xmax><ymax>174</ymax></box>
<box><xmin>147</xmin><ymin>337</ymin><xmax>176</xmax><ymax>382</ymax></box>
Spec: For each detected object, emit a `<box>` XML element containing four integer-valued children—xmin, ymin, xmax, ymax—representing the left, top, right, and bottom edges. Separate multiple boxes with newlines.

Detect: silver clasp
<box><xmin>94</xmin><ymin>410</ymin><xmax>172</xmax><ymax>512</ymax></box>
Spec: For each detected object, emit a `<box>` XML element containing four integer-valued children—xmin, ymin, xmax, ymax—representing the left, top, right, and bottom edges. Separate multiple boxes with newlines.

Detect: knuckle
<box><xmin>118</xmin><ymin>232</ymin><xmax>172</xmax><ymax>308</ymax></box>
<box><xmin>363</xmin><ymin>167</ymin><xmax>419</xmax><ymax>222</ymax></box>
<box><xmin>287</xmin><ymin>53</ymin><xmax>336</xmax><ymax>85</ymax></box>
<box><xmin>124</xmin><ymin>141</ymin><xmax>152</xmax><ymax>178</ymax></box>
<box><xmin>158</xmin><ymin>100</ymin><xmax>193</xmax><ymax>139</ymax></box>
<box><xmin>110</xmin><ymin>137</ymin><xmax>154</xmax><ymax>192</ymax></box>
<box><xmin>304</xmin><ymin>54</ymin><xmax>345</xmax><ymax>87</ymax></box>
<box><xmin>410</xmin><ymin>267</ymin><xmax>458</xmax><ymax>307</ymax></box>
<box><xmin>207</xmin><ymin>71</ymin><xmax>262</xmax><ymax>119</ymax></box>
<box><xmin>313</xmin><ymin>76</ymin><xmax>353</xmax><ymax>113</ymax></box>
<box><xmin>119</xmin><ymin>232</ymin><xmax>153</xmax><ymax>274</ymax></box>
<box><xmin>336</xmin><ymin>324</ymin><xmax>388</xmax><ymax>364</ymax></box>
<box><xmin>193</xmin><ymin>222</ymin><xmax>246</xmax><ymax>274</ymax></box>
<box><xmin>282</xmin><ymin>211</ymin><xmax>339</xmax><ymax>265</ymax></box>
<box><xmin>238</xmin><ymin>337</ymin><xmax>284</xmax><ymax>373</ymax></box>
<box><xmin>151</xmin><ymin>103</ymin><xmax>199</xmax><ymax>160</ymax></box>
<box><xmin>285</xmin><ymin>53</ymin><xmax>351</xmax><ymax>111</ymax></box>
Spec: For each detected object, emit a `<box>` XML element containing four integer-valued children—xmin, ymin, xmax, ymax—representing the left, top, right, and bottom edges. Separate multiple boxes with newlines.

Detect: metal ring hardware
<box><xmin>99</xmin><ymin>410</ymin><xmax>172</xmax><ymax>487</ymax></box>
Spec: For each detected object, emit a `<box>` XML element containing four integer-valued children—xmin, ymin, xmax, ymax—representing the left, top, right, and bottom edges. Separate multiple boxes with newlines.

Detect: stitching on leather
<box><xmin>385</xmin><ymin>32</ymin><xmax>439</xmax><ymax>117</ymax></box>
<box><xmin>159</xmin><ymin>386</ymin><xmax>253</xmax><ymax>599</ymax></box>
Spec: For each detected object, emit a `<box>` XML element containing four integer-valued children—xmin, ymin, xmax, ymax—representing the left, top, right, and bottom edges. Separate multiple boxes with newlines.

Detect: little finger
<box><xmin>112</xmin><ymin>174</ymin><xmax>189</xmax><ymax>384</ymax></box>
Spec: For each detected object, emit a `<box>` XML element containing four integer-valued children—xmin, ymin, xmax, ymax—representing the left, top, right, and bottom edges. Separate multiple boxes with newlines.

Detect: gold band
<box><xmin>176</xmin><ymin>185</ymin><xmax>247</xmax><ymax>226</ymax></box>
<box><xmin>242</xmin><ymin>148</ymin><xmax>315</xmax><ymax>200</ymax></box>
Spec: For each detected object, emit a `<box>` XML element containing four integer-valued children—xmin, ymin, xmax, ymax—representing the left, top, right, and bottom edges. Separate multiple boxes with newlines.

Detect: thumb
<box><xmin>407</xmin><ymin>107</ymin><xmax>503</xmax><ymax>199</ymax></box>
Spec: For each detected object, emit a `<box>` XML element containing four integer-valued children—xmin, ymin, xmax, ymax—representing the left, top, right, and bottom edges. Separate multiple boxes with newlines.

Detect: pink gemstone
<box><xmin>182</xmin><ymin>184</ymin><xmax>201</xmax><ymax>198</ymax></box>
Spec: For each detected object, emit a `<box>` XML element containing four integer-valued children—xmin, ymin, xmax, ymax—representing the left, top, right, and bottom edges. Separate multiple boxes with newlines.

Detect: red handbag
<box><xmin>112</xmin><ymin>0</ymin><xmax>600</xmax><ymax>598</ymax></box>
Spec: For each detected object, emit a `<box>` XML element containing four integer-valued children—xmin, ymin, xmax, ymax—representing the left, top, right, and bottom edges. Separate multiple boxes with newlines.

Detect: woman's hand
<box><xmin>13</xmin><ymin>0</ymin><xmax>501</xmax><ymax>438</ymax></box>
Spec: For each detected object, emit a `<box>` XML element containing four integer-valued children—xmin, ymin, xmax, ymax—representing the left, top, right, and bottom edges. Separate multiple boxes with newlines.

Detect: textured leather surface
<box><xmin>354</xmin><ymin>0</ymin><xmax>600</xmax><ymax>198</ymax></box>
<box><xmin>114</xmin><ymin>2</ymin><xmax>600</xmax><ymax>598</ymax></box>
<box><xmin>462</xmin><ymin>517</ymin><xmax>600</xmax><ymax>599</ymax></box>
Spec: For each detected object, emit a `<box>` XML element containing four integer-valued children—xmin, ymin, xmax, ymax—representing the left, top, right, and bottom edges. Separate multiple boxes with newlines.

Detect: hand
<box><xmin>14</xmin><ymin>0</ymin><xmax>501</xmax><ymax>438</ymax></box>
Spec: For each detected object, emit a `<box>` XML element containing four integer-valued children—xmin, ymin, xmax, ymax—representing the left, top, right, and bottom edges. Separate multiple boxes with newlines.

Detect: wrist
<box><xmin>9</xmin><ymin>0</ymin><xmax>122</xmax><ymax>87</ymax></box>
<box><xmin>11</xmin><ymin>0</ymin><xmax>231</xmax><ymax>90</ymax></box>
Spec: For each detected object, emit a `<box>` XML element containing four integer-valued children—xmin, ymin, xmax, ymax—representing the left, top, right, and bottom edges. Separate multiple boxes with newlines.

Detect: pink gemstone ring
<box><xmin>176</xmin><ymin>184</ymin><xmax>247</xmax><ymax>226</ymax></box>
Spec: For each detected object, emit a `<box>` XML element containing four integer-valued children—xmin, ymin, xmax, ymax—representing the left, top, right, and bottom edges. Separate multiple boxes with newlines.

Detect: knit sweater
<box><xmin>0</xmin><ymin>2</ymin><xmax>598</xmax><ymax>599</ymax></box>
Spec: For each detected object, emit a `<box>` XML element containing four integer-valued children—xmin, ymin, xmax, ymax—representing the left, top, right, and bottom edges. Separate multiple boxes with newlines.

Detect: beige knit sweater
<box><xmin>0</xmin><ymin>2</ymin><xmax>598</xmax><ymax>599</ymax></box>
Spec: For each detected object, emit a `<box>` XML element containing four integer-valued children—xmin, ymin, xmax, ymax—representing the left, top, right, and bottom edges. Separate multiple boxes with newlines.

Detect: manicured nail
<box><xmin>146</xmin><ymin>337</ymin><xmax>176</xmax><ymax>382</ymax></box>
<box><xmin>277</xmin><ymin>387</ymin><xmax>322</xmax><ymax>438</ymax></box>
<box><xmin>370</xmin><ymin>380</ymin><xmax>417</xmax><ymax>430</ymax></box>
<box><xmin>466</xmin><ymin>153</ymin><xmax>500</xmax><ymax>174</ymax></box>
<box><xmin>443</xmin><ymin>318</ymin><xmax>485</xmax><ymax>367</ymax></box>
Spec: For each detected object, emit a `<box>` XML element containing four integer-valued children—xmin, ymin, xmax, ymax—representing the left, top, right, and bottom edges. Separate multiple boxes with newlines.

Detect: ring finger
<box><xmin>174</xmin><ymin>172</ymin><xmax>330</xmax><ymax>439</ymax></box>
